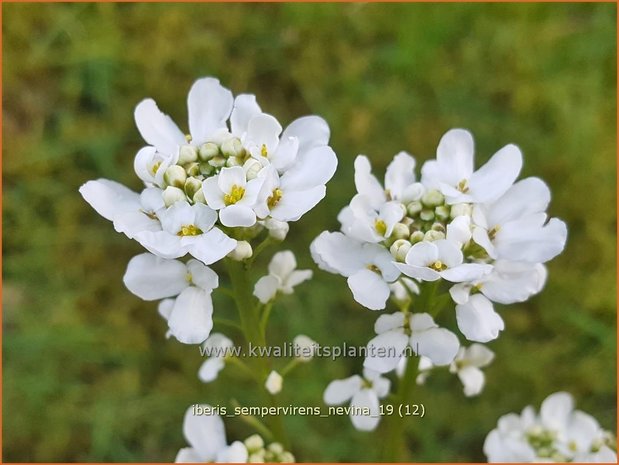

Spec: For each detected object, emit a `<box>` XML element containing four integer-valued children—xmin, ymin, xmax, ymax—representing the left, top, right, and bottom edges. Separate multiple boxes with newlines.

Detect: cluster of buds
<box><xmin>244</xmin><ymin>435</ymin><xmax>295</xmax><ymax>463</ymax></box>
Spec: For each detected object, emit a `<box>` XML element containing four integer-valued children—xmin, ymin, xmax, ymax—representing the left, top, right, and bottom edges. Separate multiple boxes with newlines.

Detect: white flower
<box><xmin>323</xmin><ymin>368</ymin><xmax>390</xmax><ymax>431</ymax></box>
<box><xmin>471</xmin><ymin>177</ymin><xmax>568</xmax><ymax>264</ymax></box>
<box><xmin>484</xmin><ymin>392</ymin><xmax>617</xmax><ymax>463</ymax></box>
<box><xmin>310</xmin><ymin>231</ymin><xmax>400</xmax><ymax>310</ymax></box>
<box><xmin>449</xmin><ymin>343</ymin><xmax>494</xmax><ymax>397</ymax></box>
<box><xmin>293</xmin><ymin>335</ymin><xmax>318</xmax><ymax>362</ymax></box>
<box><xmin>394</xmin><ymin>239</ymin><xmax>492</xmax><ymax>283</ymax></box>
<box><xmin>364</xmin><ymin>312</ymin><xmax>460</xmax><ymax>373</ymax></box>
<box><xmin>455</xmin><ymin>294</ymin><xmax>505</xmax><ymax>343</ymax></box>
<box><xmin>265</xmin><ymin>370</ymin><xmax>283</xmax><ymax>395</ymax></box>
<box><xmin>123</xmin><ymin>253</ymin><xmax>218</xmax><ymax>344</ymax></box>
<box><xmin>202</xmin><ymin>167</ymin><xmax>264</xmax><ymax>227</ymax></box>
<box><xmin>421</xmin><ymin>128</ymin><xmax>523</xmax><ymax>205</ymax></box>
<box><xmin>176</xmin><ymin>404</ymin><xmax>248</xmax><ymax>463</ymax></box>
<box><xmin>198</xmin><ymin>333</ymin><xmax>234</xmax><ymax>383</ymax></box>
<box><xmin>253</xmin><ymin>251</ymin><xmax>313</xmax><ymax>304</ymax></box>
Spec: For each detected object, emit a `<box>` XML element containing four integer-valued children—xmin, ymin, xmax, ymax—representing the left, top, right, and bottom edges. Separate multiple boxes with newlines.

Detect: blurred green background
<box><xmin>3</xmin><ymin>2</ymin><xmax>616</xmax><ymax>462</ymax></box>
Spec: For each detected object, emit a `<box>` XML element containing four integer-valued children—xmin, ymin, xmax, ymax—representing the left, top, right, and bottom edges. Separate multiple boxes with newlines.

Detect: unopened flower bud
<box><xmin>431</xmin><ymin>222</ymin><xmax>446</xmax><ymax>233</ymax></box>
<box><xmin>410</xmin><ymin>230</ymin><xmax>425</xmax><ymax>244</ymax></box>
<box><xmin>265</xmin><ymin>370</ymin><xmax>283</xmax><ymax>395</ymax></box>
<box><xmin>424</xmin><ymin>230</ymin><xmax>445</xmax><ymax>241</ymax></box>
<box><xmin>248</xmin><ymin>452</ymin><xmax>265</xmax><ymax>463</ymax></box>
<box><xmin>221</xmin><ymin>137</ymin><xmax>246</xmax><ymax>158</ymax></box>
<box><xmin>185</xmin><ymin>162</ymin><xmax>201</xmax><ymax>177</ymax></box>
<box><xmin>198</xmin><ymin>142</ymin><xmax>219</xmax><ymax>161</ymax></box>
<box><xmin>390</xmin><ymin>239</ymin><xmax>412</xmax><ymax>262</ymax></box>
<box><xmin>268</xmin><ymin>443</ymin><xmax>284</xmax><ymax>455</ymax></box>
<box><xmin>280</xmin><ymin>452</ymin><xmax>295</xmax><ymax>463</ymax></box>
<box><xmin>435</xmin><ymin>205</ymin><xmax>450</xmax><ymax>221</ymax></box>
<box><xmin>405</xmin><ymin>182</ymin><xmax>425</xmax><ymax>202</ymax></box>
<box><xmin>420</xmin><ymin>209</ymin><xmax>435</xmax><ymax>221</ymax></box>
<box><xmin>244</xmin><ymin>434</ymin><xmax>264</xmax><ymax>452</ymax></box>
<box><xmin>227</xmin><ymin>241</ymin><xmax>253</xmax><ymax>261</ymax></box>
<box><xmin>163</xmin><ymin>186</ymin><xmax>186</xmax><ymax>207</ymax></box>
<box><xmin>406</xmin><ymin>201</ymin><xmax>423</xmax><ymax>217</ymax></box>
<box><xmin>208</xmin><ymin>156</ymin><xmax>227</xmax><ymax>168</ymax></box>
<box><xmin>184</xmin><ymin>177</ymin><xmax>202</xmax><ymax>200</ymax></box>
<box><xmin>265</xmin><ymin>218</ymin><xmax>289</xmax><ymax>241</ymax></box>
<box><xmin>200</xmin><ymin>162</ymin><xmax>215</xmax><ymax>176</ymax></box>
<box><xmin>178</xmin><ymin>144</ymin><xmax>198</xmax><ymax>164</ymax></box>
<box><xmin>244</xmin><ymin>159</ymin><xmax>263</xmax><ymax>180</ymax></box>
<box><xmin>450</xmin><ymin>203</ymin><xmax>472</xmax><ymax>218</ymax></box>
<box><xmin>293</xmin><ymin>335</ymin><xmax>318</xmax><ymax>362</ymax></box>
<box><xmin>163</xmin><ymin>165</ymin><xmax>187</xmax><ymax>188</ymax></box>
<box><xmin>193</xmin><ymin>188</ymin><xmax>206</xmax><ymax>204</ymax></box>
<box><xmin>421</xmin><ymin>189</ymin><xmax>444</xmax><ymax>207</ymax></box>
<box><xmin>391</xmin><ymin>222</ymin><xmax>410</xmax><ymax>240</ymax></box>
<box><xmin>226</xmin><ymin>156</ymin><xmax>242</xmax><ymax>167</ymax></box>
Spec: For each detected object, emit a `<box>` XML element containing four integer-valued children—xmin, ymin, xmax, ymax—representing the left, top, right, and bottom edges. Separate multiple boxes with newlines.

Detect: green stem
<box><xmin>259</xmin><ymin>301</ymin><xmax>274</xmax><ymax>335</ymax></box>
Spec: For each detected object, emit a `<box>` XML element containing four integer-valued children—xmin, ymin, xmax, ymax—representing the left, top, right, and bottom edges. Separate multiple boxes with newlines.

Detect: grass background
<box><xmin>3</xmin><ymin>2</ymin><xmax>616</xmax><ymax>462</ymax></box>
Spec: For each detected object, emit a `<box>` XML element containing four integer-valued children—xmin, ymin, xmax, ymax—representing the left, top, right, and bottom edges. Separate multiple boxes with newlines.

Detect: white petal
<box><xmin>268</xmin><ymin>250</ymin><xmax>296</xmax><ymax>279</ymax></box>
<box><xmin>456</xmin><ymin>294</ymin><xmax>504</xmax><ymax>343</ymax></box>
<box><xmin>279</xmin><ymin>146</ymin><xmax>337</xmax><ymax>191</ymax></box>
<box><xmin>364</xmin><ymin>330</ymin><xmax>409</xmax><ymax>373</ymax></box>
<box><xmin>123</xmin><ymin>253</ymin><xmax>188</xmax><ymax>300</ymax></box>
<box><xmin>323</xmin><ymin>375</ymin><xmax>362</xmax><ymax>405</ymax></box>
<box><xmin>134</xmin><ymin>230</ymin><xmax>185</xmax><ymax>259</ymax></box>
<box><xmin>134</xmin><ymin>98</ymin><xmax>185</xmax><ymax>155</ymax></box>
<box><xmin>159</xmin><ymin>200</ymin><xmax>195</xmax><ymax>235</ymax></box>
<box><xmin>435</xmin><ymin>129</ymin><xmax>475</xmax><ymax>184</ymax></box>
<box><xmin>158</xmin><ymin>298</ymin><xmax>175</xmax><ymax>321</ymax></box>
<box><xmin>472</xmin><ymin>226</ymin><xmax>496</xmax><ymax>259</ymax></box>
<box><xmin>354</xmin><ymin>155</ymin><xmax>386</xmax><ymax>209</ymax></box>
<box><xmin>282</xmin><ymin>270</ymin><xmax>312</xmax><ymax>292</ymax></box>
<box><xmin>282</xmin><ymin>115</ymin><xmax>330</xmax><ymax>155</ymax></box>
<box><xmin>347</xmin><ymin>269</ymin><xmax>391</xmax><ymax>310</ymax></box>
<box><xmin>188</xmin><ymin>228</ymin><xmax>237</xmax><ymax>265</ymax></box>
<box><xmin>253</xmin><ymin>275</ymin><xmax>280</xmax><ymax>304</ymax></box>
<box><xmin>496</xmin><ymin>217</ymin><xmax>567</xmax><ymax>263</ymax></box>
<box><xmin>350</xmin><ymin>389</ymin><xmax>380</xmax><ymax>431</ymax></box>
<box><xmin>193</xmin><ymin>203</ymin><xmax>218</xmax><ymax>232</ymax></box>
<box><xmin>435</xmin><ymin>239</ymin><xmax>464</xmax><ymax>268</ymax></box>
<box><xmin>133</xmin><ymin>146</ymin><xmax>158</xmax><ymax>184</ymax></box>
<box><xmin>310</xmin><ymin>231</ymin><xmax>366</xmax><ymax>276</ymax></box>
<box><xmin>481</xmin><ymin>261</ymin><xmax>546</xmax><ymax>304</ymax></box>
<box><xmin>198</xmin><ymin>358</ymin><xmax>226</xmax><ymax>383</ymax></box>
<box><xmin>406</xmin><ymin>241</ymin><xmax>439</xmax><ymax>267</ymax></box>
<box><xmin>217</xmin><ymin>166</ymin><xmax>247</xmax><ymax>193</ymax></box>
<box><xmin>566</xmin><ymin>410</ymin><xmax>601</xmax><ymax>453</ymax></box>
<box><xmin>187</xmin><ymin>77</ymin><xmax>233</xmax><ymax>145</ymax></box>
<box><xmin>440</xmin><ymin>263</ymin><xmax>493</xmax><ymax>283</ymax></box>
<box><xmin>540</xmin><ymin>391</ymin><xmax>574</xmax><ymax>431</ymax></box>
<box><xmin>371</xmin><ymin>376</ymin><xmax>391</xmax><ymax>399</ymax></box>
<box><xmin>220</xmin><ymin>204</ymin><xmax>256</xmax><ymax>227</ymax></box>
<box><xmin>457</xmin><ymin>366</ymin><xmax>485</xmax><ymax>397</ymax></box>
<box><xmin>449</xmin><ymin>283</ymin><xmax>471</xmax><ymax>305</ymax></box>
<box><xmin>175</xmin><ymin>447</ymin><xmax>203</xmax><ymax>463</ymax></box>
<box><xmin>270</xmin><ymin>185</ymin><xmax>326</xmax><ymax>222</ymax></box>
<box><xmin>469</xmin><ymin>144</ymin><xmax>522</xmax><ymax>203</ymax></box>
<box><xmin>113</xmin><ymin>210</ymin><xmax>161</xmax><ymax>239</ymax></box>
<box><xmin>374</xmin><ymin>312</ymin><xmax>406</xmax><ymax>334</ymax></box>
<box><xmin>79</xmin><ymin>179</ymin><xmax>140</xmax><ymax>222</ymax></box>
<box><xmin>394</xmin><ymin>262</ymin><xmax>441</xmax><ymax>282</ymax></box>
<box><xmin>410</xmin><ymin>327</ymin><xmax>460</xmax><ymax>366</ymax></box>
<box><xmin>486</xmin><ymin>177</ymin><xmax>551</xmax><ymax>227</ymax></box>
<box><xmin>182</xmin><ymin>404</ymin><xmax>227</xmax><ymax>461</ymax></box>
<box><xmin>464</xmin><ymin>343</ymin><xmax>495</xmax><ymax>367</ymax></box>
<box><xmin>230</xmin><ymin>94</ymin><xmax>262</xmax><ymax>137</ymax></box>
<box><xmin>378</xmin><ymin>201</ymin><xmax>405</xmax><ymax>237</ymax></box>
<box><xmin>186</xmin><ymin>259</ymin><xmax>219</xmax><ymax>291</ymax></box>
<box><xmin>168</xmin><ymin>287</ymin><xmax>214</xmax><ymax>344</ymax></box>
<box><xmin>270</xmin><ymin>135</ymin><xmax>299</xmax><ymax>172</ymax></box>
<box><xmin>384</xmin><ymin>151</ymin><xmax>416</xmax><ymax>201</ymax></box>
<box><xmin>446</xmin><ymin>215</ymin><xmax>472</xmax><ymax>246</ymax></box>
<box><xmin>247</xmin><ymin>113</ymin><xmax>282</xmax><ymax>154</ymax></box>
<box><xmin>201</xmin><ymin>176</ymin><xmax>225</xmax><ymax>210</ymax></box>
<box><xmin>216</xmin><ymin>442</ymin><xmax>248</xmax><ymax>463</ymax></box>
<box><xmin>409</xmin><ymin>312</ymin><xmax>438</xmax><ymax>332</ymax></box>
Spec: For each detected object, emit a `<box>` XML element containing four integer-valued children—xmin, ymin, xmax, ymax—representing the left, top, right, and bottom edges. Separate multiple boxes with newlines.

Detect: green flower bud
<box><xmin>390</xmin><ymin>239</ymin><xmax>412</xmax><ymax>262</ymax></box>
<box><xmin>279</xmin><ymin>451</ymin><xmax>295</xmax><ymax>463</ymax></box>
<box><xmin>430</xmin><ymin>222</ymin><xmax>446</xmax><ymax>233</ymax></box>
<box><xmin>244</xmin><ymin>434</ymin><xmax>265</xmax><ymax>452</ymax></box>
<box><xmin>406</xmin><ymin>201</ymin><xmax>423</xmax><ymax>217</ymax></box>
<box><xmin>391</xmin><ymin>223</ymin><xmax>410</xmax><ymax>240</ymax></box>
<box><xmin>198</xmin><ymin>142</ymin><xmax>219</xmax><ymax>161</ymax></box>
<box><xmin>162</xmin><ymin>186</ymin><xmax>186</xmax><ymax>207</ymax></box>
<box><xmin>450</xmin><ymin>203</ymin><xmax>472</xmax><ymax>218</ymax></box>
<box><xmin>265</xmin><ymin>218</ymin><xmax>289</xmax><ymax>241</ymax></box>
<box><xmin>164</xmin><ymin>165</ymin><xmax>187</xmax><ymax>188</ymax></box>
<box><xmin>410</xmin><ymin>230</ymin><xmax>425</xmax><ymax>244</ymax></box>
<box><xmin>178</xmin><ymin>144</ymin><xmax>198</xmax><ymax>164</ymax></box>
<box><xmin>420</xmin><ymin>209</ymin><xmax>435</xmax><ymax>221</ymax></box>
<box><xmin>248</xmin><ymin>452</ymin><xmax>265</xmax><ymax>463</ymax></box>
<box><xmin>208</xmin><ymin>155</ymin><xmax>227</xmax><ymax>168</ymax></box>
<box><xmin>221</xmin><ymin>137</ymin><xmax>246</xmax><ymax>158</ymax></box>
<box><xmin>267</xmin><ymin>443</ymin><xmax>284</xmax><ymax>455</ymax></box>
<box><xmin>184</xmin><ymin>162</ymin><xmax>201</xmax><ymax>177</ymax></box>
<box><xmin>244</xmin><ymin>159</ymin><xmax>263</xmax><ymax>180</ymax></box>
<box><xmin>435</xmin><ymin>205</ymin><xmax>450</xmax><ymax>221</ymax></box>
<box><xmin>200</xmin><ymin>162</ymin><xmax>215</xmax><ymax>176</ymax></box>
<box><xmin>421</xmin><ymin>189</ymin><xmax>445</xmax><ymax>207</ymax></box>
<box><xmin>424</xmin><ymin>230</ymin><xmax>445</xmax><ymax>241</ymax></box>
<box><xmin>227</xmin><ymin>240</ymin><xmax>253</xmax><ymax>261</ymax></box>
<box><xmin>184</xmin><ymin>177</ymin><xmax>202</xmax><ymax>200</ymax></box>
<box><xmin>193</xmin><ymin>188</ymin><xmax>206</xmax><ymax>204</ymax></box>
<box><xmin>226</xmin><ymin>156</ymin><xmax>242</xmax><ymax>168</ymax></box>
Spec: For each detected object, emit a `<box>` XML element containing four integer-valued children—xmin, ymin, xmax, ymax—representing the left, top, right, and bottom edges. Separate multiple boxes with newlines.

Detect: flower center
<box><xmin>457</xmin><ymin>179</ymin><xmax>469</xmax><ymax>193</ymax></box>
<box><xmin>374</xmin><ymin>219</ymin><xmax>387</xmax><ymax>236</ymax></box>
<box><xmin>151</xmin><ymin>161</ymin><xmax>161</xmax><ymax>175</ymax></box>
<box><xmin>261</xmin><ymin>144</ymin><xmax>268</xmax><ymax>157</ymax></box>
<box><xmin>366</xmin><ymin>264</ymin><xmax>381</xmax><ymax>274</ymax></box>
<box><xmin>429</xmin><ymin>260</ymin><xmax>447</xmax><ymax>271</ymax></box>
<box><xmin>224</xmin><ymin>184</ymin><xmax>246</xmax><ymax>206</ymax></box>
<box><xmin>267</xmin><ymin>188</ymin><xmax>283</xmax><ymax>208</ymax></box>
<box><xmin>177</xmin><ymin>224</ymin><xmax>203</xmax><ymax>236</ymax></box>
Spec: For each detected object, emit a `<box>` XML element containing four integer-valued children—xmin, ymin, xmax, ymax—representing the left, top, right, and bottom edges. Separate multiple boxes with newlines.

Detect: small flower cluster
<box><xmin>80</xmin><ymin>77</ymin><xmax>335</xmax><ymax>344</ymax></box>
<box><xmin>313</xmin><ymin>129</ymin><xmax>567</xmax><ymax>431</ymax></box>
<box><xmin>484</xmin><ymin>392</ymin><xmax>617</xmax><ymax>462</ymax></box>
<box><xmin>176</xmin><ymin>405</ymin><xmax>294</xmax><ymax>463</ymax></box>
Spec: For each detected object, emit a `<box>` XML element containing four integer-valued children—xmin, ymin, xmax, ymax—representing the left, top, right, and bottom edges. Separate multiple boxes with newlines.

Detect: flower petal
<box><xmin>186</xmin><ymin>259</ymin><xmax>219</xmax><ymax>291</ymax></box>
<box><xmin>230</xmin><ymin>94</ymin><xmax>262</xmax><ymax>137</ymax></box>
<box><xmin>410</xmin><ymin>327</ymin><xmax>460</xmax><ymax>366</ymax></box>
<box><xmin>354</xmin><ymin>155</ymin><xmax>386</xmax><ymax>209</ymax></box>
<box><xmin>469</xmin><ymin>144</ymin><xmax>522</xmax><ymax>203</ymax></box>
<box><xmin>406</xmin><ymin>241</ymin><xmax>439</xmax><ymax>267</ymax></box>
<box><xmin>175</xmin><ymin>447</ymin><xmax>203</xmax><ymax>463</ymax></box>
<box><xmin>187</xmin><ymin>77</ymin><xmax>233</xmax><ymax>145</ymax></box>
<box><xmin>182</xmin><ymin>404</ymin><xmax>227</xmax><ymax>461</ymax></box>
<box><xmin>540</xmin><ymin>391</ymin><xmax>574</xmax><ymax>431</ymax></box>
<box><xmin>168</xmin><ymin>287</ymin><xmax>214</xmax><ymax>344</ymax></box>
<box><xmin>310</xmin><ymin>231</ymin><xmax>366</xmax><ymax>276</ymax></box>
<box><xmin>134</xmin><ymin>98</ymin><xmax>185</xmax><ymax>155</ymax></box>
<box><xmin>219</xmin><ymin>204</ymin><xmax>256</xmax><ymax>227</ymax></box>
<box><xmin>253</xmin><ymin>275</ymin><xmax>280</xmax><ymax>304</ymax></box>
<box><xmin>350</xmin><ymin>389</ymin><xmax>380</xmax><ymax>431</ymax></box>
<box><xmin>123</xmin><ymin>253</ymin><xmax>188</xmax><ymax>300</ymax></box>
<box><xmin>198</xmin><ymin>358</ymin><xmax>226</xmax><ymax>383</ymax></box>
<box><xmin>456</xmin><ymin>294</ymin><xmax>504</xmax><ymax>342</ymax></box>
<box><xmin>324</xmin><ymin>375</ymin><xmax>362</xmax><ymax>405</ymax></box>
<box><xmin>270</xmin><ymin>185</ymin><xmax>326</xmax><ymax>222</ymax></box>
<box><xmin>215</xmin><ymin>442</ymin><xmax>248</xmax><ymax>463</ymax></box>
<box><xmin>347</xmin><ymin>269</ymin><xmax>391</xmax><ymax>310</ymax></box>
<box><xmin>268</xmin><ymin>251</ymin><xmax>296</xmax><ymax>279</ymax></box>
<box><xmin>385</xmin><ymin>151</ymin><xmax>416</xmax><ymax>201</ymax></box>
<box><xmin>364</xmin><ymin>329</ymin><xmax>409</xmax><ymax>373</ymax></box>
<box><xmin>247</xmin><ymin>113</ymin><xmax>282</xmax><ymax>154</ymax></box>
<box><xmin>440</xmin><ymin>263</ymin><xmax>493</xmax><ymax>283</ymax></box>
<box><xmin>281</xmin><ymin>115</ymin><xmax>330</xmax><ymax>155</ymax></box>
<box><xmin>457</xmin><ymin>366</ymin><xmax>485</xmax><ymax>397</ymax></box>
<box><xmin>188</xmin><ymin>228</ymin><xmax>237</xmax><ymax>265</ymax></box>
<box><xmin>374</xmin><ymin>312</ymin><xmax>406</xmax><ymax>334</ymax></box>
<box><xmin>280</xmin><ymin>145</ymin><xmax>337</xmax><ymax>191</ymax></box>
<box><xmin>79</xmin><ymin>179</ymin><xmax>140</xmax><ymax>222</ymax></box>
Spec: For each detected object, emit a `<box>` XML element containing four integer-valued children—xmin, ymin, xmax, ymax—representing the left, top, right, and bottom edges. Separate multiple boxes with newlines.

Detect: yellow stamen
<box><xmin>267</xmin><ymin>188</ymin><xmax>283</xmax><ymax>208</ymax></box>
<box><xmin>457</xmin><ymin>179</ymin><xmax>469</xmax><ymax>193</ymax></box>
<box><xmin>151</xmin><ymin>161</ymin><xmax>161</xmax><ymax>175</ymax></box>
<box><xmin>430</xmin><ymin>260</ymin><xmax>447</xmax><ymax>271</ymax></box>
<box><xmin>178</xmin><ymin>225</ymin><xmax>203</xmax><ymax>236</ymax></box>
<box><xmin>367</xmin><ymin>264</ymin><xmax>381</xmax><ymax>274</ymax></box>
<box><xmin>261</xmin><ymin>144</ymin><xmax>268</xmax><ymax>157</ymax></box>
<box><xmin>375</xmin><ymin>219</ymin><xmax>387</xmax><ymax>236</ymax></box>
<box><xmin>223</xmin><ymin>184</ymin><xmax>246</xmax><ymax>206</ymax></box>
<box><xmin>488</xmin><ymin>225</ymin><xmax>501</xmax><ymax>240</ymax></box>
<box><xmin>185</xmin><ymin>134</ymin><xmax>193</xmax><ymax>143</ymax></box>
<box><xmin>185</xmin><ymin>273</ymin><xmax>193</xmax><ymax>284</ymax></box>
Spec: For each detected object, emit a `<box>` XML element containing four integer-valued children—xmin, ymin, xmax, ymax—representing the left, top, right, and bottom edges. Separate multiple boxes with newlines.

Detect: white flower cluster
<box><xmin>484</xmin><ymin>392</ymin><xmax>617</xmax><ymax>462</ymax></box>
<box><xmin>80</xmin><ymin>77</ymin><xmax>336</xmax><ymax>344</ymax></box>
<box><xmin>176</xmin><ymin>405</ymin><xmax>294</xmax><ymax>463</ymax></box>
<box><xmin>313</xmin><ymin>129</ymin><xmax>567</xmax><ymax>431</ymax></box>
